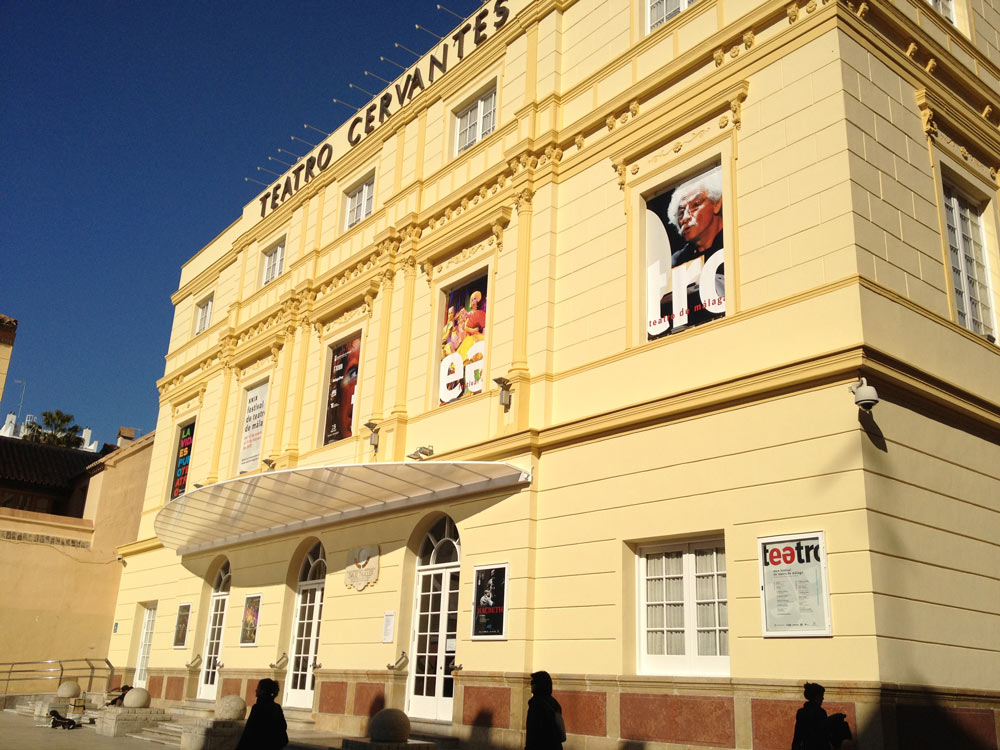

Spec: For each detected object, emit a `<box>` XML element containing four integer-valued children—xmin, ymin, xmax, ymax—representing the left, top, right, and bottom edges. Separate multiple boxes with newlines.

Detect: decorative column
<box><xmin>392</xmin><ymin>252</ymin><xmax>419</xmax><ymax>417</ymax></box>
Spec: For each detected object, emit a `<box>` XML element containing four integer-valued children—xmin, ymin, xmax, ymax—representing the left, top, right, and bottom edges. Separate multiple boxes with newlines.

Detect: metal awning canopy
<box><xmin>154</xmin><ymin>461</ymin><xmax>531</xmax><ymax>555</ymax></box>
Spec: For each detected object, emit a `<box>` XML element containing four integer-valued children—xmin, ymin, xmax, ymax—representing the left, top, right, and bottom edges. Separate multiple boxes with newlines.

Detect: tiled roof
<box><xmin>0</xmin><ymin>436</ymin><xmax>98</xmax><ymax>489</ymax></box>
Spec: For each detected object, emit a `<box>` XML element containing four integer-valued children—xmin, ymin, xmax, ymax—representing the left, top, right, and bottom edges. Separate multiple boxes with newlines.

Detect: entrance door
<box><xmin>134</xmin><ymin>603</ymin><xmax>157</xmax><ymax>688</ymax></box>
<box><xmin>198</xmin><ymin>592</ymin><xmax>228</xmax><ymax>699</ymax></box>
<box><xmin>285</xmin><ymin>541</ymin><xmax>327</xmax><ymax>709</ymax></box>
<box><xmin>198</xmin><ymin>560</ymin><xmax>231</xmax><ymax>700</ymax></box>
<box><xmin>408</xmin><ymin>516</ymin><xmax>461</xmax><ymax>722</ymax></box>
<box><xmin>286</xmin><ymin>580</ymin><xmax>324</xmax><ymax>707</ymax></box>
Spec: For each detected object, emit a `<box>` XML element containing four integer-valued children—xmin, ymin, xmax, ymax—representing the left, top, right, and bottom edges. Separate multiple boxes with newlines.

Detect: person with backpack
<box><xmin>525</xmin><ymin>670</ymin><xmax>565</xmax><ymax>750</ymax></box>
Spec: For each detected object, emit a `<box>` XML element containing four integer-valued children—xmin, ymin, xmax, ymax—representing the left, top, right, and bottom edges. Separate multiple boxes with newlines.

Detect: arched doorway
<box><xmin>286</xmin><ymin>541</ymin><xmax>326</xmax><ymax>708</ymax></box>
<box><xmin>198</xmin><ymin>560</ymin><xmax>230</xmax><ymax>700</ymax></box>
<box><xmin>407</xmin><ymin>516</ymin><xmax>461</xmax><ymax>721</ymax></box>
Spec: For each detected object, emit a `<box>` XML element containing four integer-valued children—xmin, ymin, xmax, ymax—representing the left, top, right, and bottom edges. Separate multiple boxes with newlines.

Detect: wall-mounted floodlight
<box><xmin>407</xmin><ymin>445</ymin><xmax>434</xmax><ymax>460</ymax></box>
<box><xmin>304</xmin><ymin>123</ymin><xmax>330</xmax><ymax>137</ymax></box>
<box><xmin>437</xmin><ymin>4</ymin><xmax>465</xmax><ymax>21</ymax></box>
<box><xmin>415</xmin><ymin>23</ymin><xmax>444</xmax><ymax>41</ymax></box>
<box><xmin>364</xmin><ymin>420</ymin><xmax>381</xmax><ymax>452</ymax></box>
<box><xmin>349</xmin><ymin>82</ymin><xmax>376</xmax><ymax>98</ymax></box>
<box><xmin>493</xmin><ymin>376</ymin><xmax>513</xmax><ymax>410</ymax></box>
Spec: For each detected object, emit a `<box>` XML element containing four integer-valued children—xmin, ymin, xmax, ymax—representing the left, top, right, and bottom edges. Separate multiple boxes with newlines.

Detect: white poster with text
<box><xmin>238</xmin><ymin>382</ymin><xmax>269</xmax><ymax>473</ymax></box>
<box><xmin>758</xmin><ymin>531</ymin><xmax>831</xmax><ymax>637</ymax></box>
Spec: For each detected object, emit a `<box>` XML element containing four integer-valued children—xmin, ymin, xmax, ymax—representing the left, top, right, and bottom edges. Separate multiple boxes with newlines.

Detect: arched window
<box><xmin>213</xmin><ymin>560</ymin><xmax>231</xmax><ymax>592</ymax></box>
<box><xmin>418</xmin><ymin>516</ymin><xmax>461</xmax><ymax>567</ymax></box>
<box><xmin>299</xmin><ymin>541</ymin><xmax>326</xmax><ymax>582</ymax></box>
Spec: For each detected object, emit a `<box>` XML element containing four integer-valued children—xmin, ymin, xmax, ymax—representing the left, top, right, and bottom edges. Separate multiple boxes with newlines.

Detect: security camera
<box><xmin>848</xmin><ymin>377</ymin><xmax>879</xmax><ymax>411</ymax></box>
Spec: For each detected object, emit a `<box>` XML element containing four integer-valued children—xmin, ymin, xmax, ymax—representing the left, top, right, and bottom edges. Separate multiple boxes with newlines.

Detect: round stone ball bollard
<box><xmin>369</xmin><ymin>708</ymin><xmax>411</xmax><ymax>742</ymax></box>
<box><xmin>123</xmin><ymin>687</ymin><xmax>151</xmax><ymax>708</ymax></box>
<box><xmin>216</xmin><ymin>694</ymin><xmax>247</xmax><ymax>720</ymax></box>
<box><xmin>56</xmin><ymin>681</ymin><xmax>82</xmax><ymax>698</ymax></box>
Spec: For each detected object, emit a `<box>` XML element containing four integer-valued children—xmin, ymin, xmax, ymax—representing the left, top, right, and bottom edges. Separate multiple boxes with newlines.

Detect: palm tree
<box><xmin>22</xmin><ymin>409</ymin><xmax>85</xmax><ymax>448</ymax></box>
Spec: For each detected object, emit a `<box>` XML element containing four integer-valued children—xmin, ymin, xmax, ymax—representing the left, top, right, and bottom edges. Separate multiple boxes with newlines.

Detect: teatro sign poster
<box><xmin>646</xmin><ymin>163</ymin><xmax>725</xmax><ymax>340</ymax></box>
<box><xmin>238</xmin><ymin>381</ymin><xmax>268</xmax><ymax>473</ymax></box>
<box><xmin>471</xmin><ymin>563</ymin><xmax>507</xmax><ymax>640</ymax></box>
<box><xmin>439</xmin><ymin>276</ymin><xmax>488</xmax><ymax>405</ymax></box>
<box><xmin>758</xmin><ymin>531</ymin><xmax>832</xmax><ymax>637</ymax></box>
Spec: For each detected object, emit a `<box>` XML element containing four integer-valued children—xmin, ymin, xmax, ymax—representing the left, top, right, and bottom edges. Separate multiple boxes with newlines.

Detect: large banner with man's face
<box><xmin>646</xmin><ymin>164</ymin><xmax>726</xmax><ymax>340</ymax></box>
<box><xmin>324</xmin><ymin>335</ymin><xmax>361</xmax><ymax>444</ymax></box>
<box><xmin>439</xmin><ymin>276</ymin><xmax>488</xmax><ymax>404</ymax></box>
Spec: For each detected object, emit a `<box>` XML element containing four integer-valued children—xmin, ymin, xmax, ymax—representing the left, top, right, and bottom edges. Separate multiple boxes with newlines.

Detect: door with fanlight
<box><xmin>285</xmin><ymin>542</ymin><xmax>326</xmax><ymax>709</ymax></box>
<box><xmin>198</xmin><ymin>561</ymin><xmax>230</xmax><ymax>700</ymax></box>
<box><xmin>133</xmin><ymin>603</ymin><xmax>157</xmax><ymax>688</ymax></box>
<box><xmin>407</xmin><ymin>517</ymin><xmax>461</xmax><ymax>722</ymax></box>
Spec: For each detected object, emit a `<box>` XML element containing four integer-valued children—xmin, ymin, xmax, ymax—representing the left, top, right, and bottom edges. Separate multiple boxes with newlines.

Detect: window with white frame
<box><xmin>639</xmin><ymin>539</ymin><xmax>728</xmax><ymax>676</ymax></box>
<box><xmin>649</xmin><ymin>0</ymin><xmax>699</xmax><ymax>30</ymax></box>
<box><xmin>195</xmin><ymin>295</ymin><xmax>213</xmax><ymax>335</ymax></box>
<box><xmin>261</xmin><ymin>241</ymin><xmax>285</xmax><ymax>286</ymax></box>
<box><xmin>456</xmin><ymin>88</ymin><xmax>496</xmax><ymax>154</ymax></box>
<box><xmin>944</xmin><ymin>184</ymin><xmax>996</xmax><ymax>340</ymax></box>
<box><xmin>925</xmin><ymin>0</ymin><xmax>955</xmax><ymax>23</ymax></box>
<box><xmin>346</xmin><ymin>176</ymin><xmax>375</xmax><ymax>229</ymax></box>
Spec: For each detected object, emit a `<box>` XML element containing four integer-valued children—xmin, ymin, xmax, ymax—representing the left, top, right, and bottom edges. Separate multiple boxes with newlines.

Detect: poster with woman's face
<box><xmin>646</xmin><ymin>164</ymin><xmax>726</xmax><ymax>340</ymax></box>
<box><xmin>440</xmin><ymin>276</ymin><xmax>488</xmax><ymax>405</ymax></box>
<box><xmin>324</xmin><ymin>335</ymin><xmax>361</xmax><ymax>444</ymax></box>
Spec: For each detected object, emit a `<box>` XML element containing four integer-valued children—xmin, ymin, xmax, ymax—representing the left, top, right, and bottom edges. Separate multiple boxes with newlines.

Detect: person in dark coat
<box><xmin>791</xmin><ymin>682</ymin><xmax>849</xmax><ymax>750</ymax></box>
<box><xmin>525</xmin><ymin>670</ymin><xmax>564</xmax><ymax>750</ymax></box>
<box><xmin>237</xmin><ymin>678</ymin><xmax>288</xmax><ymax>750</ymax></box>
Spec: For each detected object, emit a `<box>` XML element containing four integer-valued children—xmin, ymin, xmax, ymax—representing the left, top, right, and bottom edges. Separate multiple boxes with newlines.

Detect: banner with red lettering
<box><xmin>758</xmin><ymin>531</ymin><xmax>831</xmax><ymax>637</ymax></box>
<box><xmin>471</xmin><ymin>563</ymin><xmax>507</xmax><ymax>639</ymax></box>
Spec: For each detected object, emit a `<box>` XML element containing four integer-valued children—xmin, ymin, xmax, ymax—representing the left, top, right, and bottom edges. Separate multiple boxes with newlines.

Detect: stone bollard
<box><xmin>343</xmin><ymin>708</ymin><xmax>435</xmax><ymax>750</ymax></box>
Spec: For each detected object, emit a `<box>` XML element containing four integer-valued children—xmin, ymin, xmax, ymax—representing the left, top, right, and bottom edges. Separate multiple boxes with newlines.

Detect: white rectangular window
<box><xmin>639</xmin><ymin>539</ymin><xmax>728</xmax><ymax>676</ymax></box>
<box><xmin>926</xmin><ymin>0</ymin><xmax>955</xmax><ymax>22</ymax></box>
<box><xmin>944</xmin><ymin>184</ymin><xmax>996</xmax><ymax>340</ymax></box>
<box><xmin>346</xmin><ymin>176</ymin><xmax>375</xmax><ymax>229</ymax></box>
<box><xmin>649</xmin><ymin>0</ymin><xmax>698</xmax><ymax>30</ymax></box>
<box><xmin>195</xmin><ymin>295</ymin><xmax>213</xmax><ymax>335</ymax></box>
<box><xmin>456</xmin><ymin>88</ymin><xmax>497</xmax><ymax>154</ymax></box>
<box><xmin>262</xmin><ymin>242</ymin><xmax>285</xmax><ymax>286</ymax></box>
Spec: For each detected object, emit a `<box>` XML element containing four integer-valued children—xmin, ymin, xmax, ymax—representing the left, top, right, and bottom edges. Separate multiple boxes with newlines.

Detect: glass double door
<box><xmin>197</xmin><ymin>593</ymin><xmax>227</xmax><ymax>699</ymax></box>
<box><xmin>286</xmin><ymin>580</ymin><xmax>324</xmax><ymax>708</ymax></box>
<box><xmin>408</xmin><ymin>565</ymin><xmax>460</xmax><ymax>721</ymax></box>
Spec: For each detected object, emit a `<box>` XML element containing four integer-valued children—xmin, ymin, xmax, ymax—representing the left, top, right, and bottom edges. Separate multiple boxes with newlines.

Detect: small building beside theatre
<box><xmin>108</xmin><ymin>0</ymin><xmax>1000</xmax><ymax>747</ymax></box>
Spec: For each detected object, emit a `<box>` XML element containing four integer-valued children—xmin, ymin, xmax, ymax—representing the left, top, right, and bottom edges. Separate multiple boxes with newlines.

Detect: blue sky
<box><xmin>1</xmin><ymin>0</ymin><xmax>483</xmax><ymax>447</ymax></box>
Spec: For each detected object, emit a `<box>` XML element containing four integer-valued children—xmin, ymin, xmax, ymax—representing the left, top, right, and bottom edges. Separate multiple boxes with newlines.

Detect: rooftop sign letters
<box><xmin>257</xmin><ymin>0</ymin><xmax>510</xmax><ymax>219</ymax></box>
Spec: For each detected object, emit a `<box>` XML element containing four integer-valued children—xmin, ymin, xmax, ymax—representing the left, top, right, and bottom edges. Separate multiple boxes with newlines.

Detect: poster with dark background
<box><xmin>472</xmin><ymin>564</ymin><xmax>507</xmax><ymax>639</ymax></box>
<box><xmin>324</xmin><ymin>335</ymin><xmax>361</xmax><ymax>444</ymax></box>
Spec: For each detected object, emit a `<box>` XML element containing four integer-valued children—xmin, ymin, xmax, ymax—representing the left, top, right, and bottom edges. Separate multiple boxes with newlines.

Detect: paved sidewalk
<box><xmin>0</xmin><ymin>710</ymin><xmax>156</xmax><ymax>750</ymax></box>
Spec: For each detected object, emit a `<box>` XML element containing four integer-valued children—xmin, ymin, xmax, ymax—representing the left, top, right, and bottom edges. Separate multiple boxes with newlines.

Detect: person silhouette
<box><xmin>525</xmin><ymin>670</ymin><xmax>565</xmax><ymax>750</ymax></box>
<box><xmin>791</xmin><ymin>682</ymin><xmax>850</xmax><ymax>750</ymax></box>
<box><xmin>237</xmin><ymin>678</ymin><xmax>288</xmax><ymax>750</ymax></box>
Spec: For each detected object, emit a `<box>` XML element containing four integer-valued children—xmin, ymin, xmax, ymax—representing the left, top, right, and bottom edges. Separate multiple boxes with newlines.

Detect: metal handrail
<box><xmin>1</xmin><ymin>658</ymin><xmax>115</xmax><ymax>696</ymax></box>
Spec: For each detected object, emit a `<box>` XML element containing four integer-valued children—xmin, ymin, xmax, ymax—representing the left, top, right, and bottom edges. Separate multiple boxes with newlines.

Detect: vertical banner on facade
<box><xmin>240</xmin><ymin>594</ymin><xmax>261</xmax><ymax>645</ymax></box>
<box><xmin>173</xmin><ymin>604</ymin><xmax>191</xmax><ymax>648</ymax></box>
<box><xmin>440</xmin><ymin>275</ymin><xmax>488</xmax><ymax>405</ymax></box>
<box><xmin>758</xmin><ymin>531</ymin><xmax>832</xmax><ymax>637</ymax></box>
<box><xmin>238</xmin><ymin>381</ymin><xmax>269</xmax><ymax>473</ymax></box>
<box><xmin>471</xmin><ymin>563</ymin><xmax>508</xmax><ymax>639</ymax></box>
<box><xmin>170</xmin><ymin>421</ymin><xmax>195</xmax><ymax>499</ymax></box>
<box><xmin>646</xmin><ymin>164</ymin><xmax>725</xmax><ymax>340</ymax></box>
<box><xmin>324</xmin><ymin>335</ymin><xmax>361</xmax><ymax>444</ymax></box>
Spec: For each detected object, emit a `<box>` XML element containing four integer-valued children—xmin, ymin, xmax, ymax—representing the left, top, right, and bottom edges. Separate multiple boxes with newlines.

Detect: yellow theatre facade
<box><xmin>110</xmin><ymin>0</ymin><xmax>1000</xmax><ymax>747</ymax></box>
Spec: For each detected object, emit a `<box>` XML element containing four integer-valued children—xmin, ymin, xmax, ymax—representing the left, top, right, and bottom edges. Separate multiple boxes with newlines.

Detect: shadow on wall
<box><xmin>367</xmin><ymin>693</ymin><xmax>386</xmax><ymax>718</ymax></box>
<box><xmin>457</xmin><ymin>688</ymin><xmax>997</xmax><ymax>750</ymax></box>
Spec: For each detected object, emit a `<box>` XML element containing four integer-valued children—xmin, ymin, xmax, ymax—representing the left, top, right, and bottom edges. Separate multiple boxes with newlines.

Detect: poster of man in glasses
<box><xmin>646</xmin><ymin>164</ymin><xmax>726</xmax><ymax>340</ymax></box>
